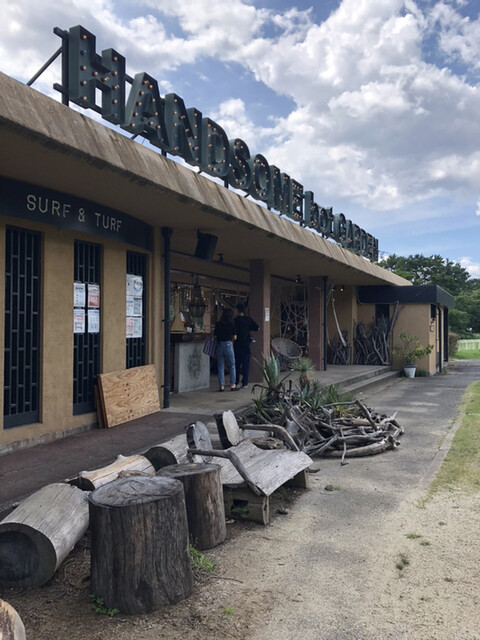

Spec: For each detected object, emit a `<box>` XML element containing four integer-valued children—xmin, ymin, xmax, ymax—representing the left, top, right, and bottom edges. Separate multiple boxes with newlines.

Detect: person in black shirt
<box><xmin>234</xmin><ymin>303</ymin><xmax>259</xmax><ymax>389</ymax></box>
<box><xmin>214</xmin><ymin>308</ymin><xmax>237</xmax><ymax>391</ymax></box>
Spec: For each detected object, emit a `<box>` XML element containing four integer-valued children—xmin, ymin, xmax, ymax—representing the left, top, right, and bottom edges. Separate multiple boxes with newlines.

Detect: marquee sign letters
<box><xmin>57</xmin><ymin>25</ymin><xmax>378</xmax><ymax>261</ymax></box>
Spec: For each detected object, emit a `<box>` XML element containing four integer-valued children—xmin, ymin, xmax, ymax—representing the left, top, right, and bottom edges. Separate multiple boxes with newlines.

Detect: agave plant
<box><xmin>291</xmin><ymin>356</ymin><xmax>315</xmax><ymax>390</ymax></box>
<box><xmin>254</xmin><ymin>353</ymin><xmax>291</xmax><ymax>388</ymax></box>
<box><xmin>319</xmin><ymin>384</ymin><xmax>356</xmax><ymax>417</ymax></box>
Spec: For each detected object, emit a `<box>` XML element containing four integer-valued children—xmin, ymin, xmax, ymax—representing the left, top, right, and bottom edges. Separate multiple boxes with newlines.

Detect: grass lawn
<box><xmin>454</xmin><ymin>349</ymin><xmax>480</xmax><ymax>360</ymax></box>
<box><xmin>429</xmin><ymin>381</ymin><xmax>480</xmax><ymax>496</ymax></box>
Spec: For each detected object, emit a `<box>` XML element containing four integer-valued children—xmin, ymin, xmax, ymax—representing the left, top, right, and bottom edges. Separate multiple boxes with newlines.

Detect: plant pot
<box><xmin>403</xmin><ymin>364</ymin><xmax>416</xmax><ymax>378</ymax></box>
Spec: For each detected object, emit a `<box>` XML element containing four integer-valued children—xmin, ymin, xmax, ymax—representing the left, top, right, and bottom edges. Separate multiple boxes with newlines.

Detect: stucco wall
<box><xmin>392</xmin><ymin>304</ymin><xmax>436</xmax><ymax>374</ymax></box>
<box><xmin>0</xmin><ymin>217</ymin><xmax>154</xmax><ymax>448</ymax></box>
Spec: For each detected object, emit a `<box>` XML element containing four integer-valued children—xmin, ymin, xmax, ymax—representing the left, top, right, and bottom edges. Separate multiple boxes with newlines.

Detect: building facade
<box><xmin>0</xmin><ymin>47</ymin><xmax>451</xmax><ymax>450</ymax></box>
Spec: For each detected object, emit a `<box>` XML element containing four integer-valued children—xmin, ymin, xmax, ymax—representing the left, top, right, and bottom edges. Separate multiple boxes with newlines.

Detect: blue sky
<box><xmin>1</xmin><ymin>0</ymin><xmax>479</xmax><ymax>276</ymax></box>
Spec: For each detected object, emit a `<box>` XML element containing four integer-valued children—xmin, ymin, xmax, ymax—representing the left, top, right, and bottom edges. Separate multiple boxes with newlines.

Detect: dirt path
<box><xmin>2</xmin><ymin>362</ymin><xmax>480</xmax><ymax>639</ymax></box>
<box><xmin>4</xmin><ymin>472</ymin><xmax>479</xmax><ymax>640</ymax></box>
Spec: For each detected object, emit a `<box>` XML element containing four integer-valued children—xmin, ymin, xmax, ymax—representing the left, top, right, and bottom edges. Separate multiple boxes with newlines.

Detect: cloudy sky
<box><xmin>2</xmin><ymin>0</ymin><xmax>480</xmax><ymax>276</ymax></box>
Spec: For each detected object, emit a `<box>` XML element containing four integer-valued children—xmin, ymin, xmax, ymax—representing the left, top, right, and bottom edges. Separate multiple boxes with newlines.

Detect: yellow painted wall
<box><xmin>351</xmin><ymin>300</ymin><xmax>441</xmax><ymax>374</ymax></box>
<box><xmin>357</xmin><ymin>303</ymin><xmax>376</xmax><ymax>327</ymax></box>
<box><xmin>392</xmin><ymin>304</ymin><xmax>436</xmax><ymax>374</ymax></box>
<box><xmin>0</xmin><ymin>217</ymin><xmax>153</xmax><ymax>448</ymax></box>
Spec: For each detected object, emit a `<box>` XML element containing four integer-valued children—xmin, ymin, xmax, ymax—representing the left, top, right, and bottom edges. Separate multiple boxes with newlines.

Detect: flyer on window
<box><xmin>126</xmin><ymin>274</ymin><xmax>143</xmax><ymax>297</ymax></box>
<box><xmin>88</xmin><ymin>308</ymin><xmax>100</xmax><ymax>333</ymax></box>
<box><xmin>73</xmin><ymin>308</ymin><xmax>85</xmax><ymax>333</ymax></box>
<box><xmin>131</xmin><ymin>316</ymin><xmax>142</xmax><ymax>338</ymax></box>
<box><xmin>88</xmin><ymin>284</ymin><xmax>100</xmax><ymax>308</ymax></box>
<box><xmin>126</xmin><ymin>296</ymin><xmax>143</xmax><ymax>317</ymax></box>
<box><xmin>73</xmin><ymin>282</ymin><xmax>86</xmax><ymax>308</ymax></box>
<box><xmin>126</xmin><ymin>316</ymin><xmax>142</xmax><ymax>338</ymax></box>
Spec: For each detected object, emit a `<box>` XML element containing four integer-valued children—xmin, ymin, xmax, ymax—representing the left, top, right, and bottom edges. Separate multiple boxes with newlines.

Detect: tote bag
<box><xmin>203</xmin><ymin>334</ymin><xmax>217</xmax><ymax>357</ymax></box>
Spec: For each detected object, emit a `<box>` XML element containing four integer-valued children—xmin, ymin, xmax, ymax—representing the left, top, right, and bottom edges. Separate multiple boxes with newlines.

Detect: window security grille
<box><xmin>4</xmin><ymin>227</ymin><xmax>41</xmax><ymax>428</ymax></box>
<box><xmin>73</xmin><ymin>241</ymin><xmax>100</xmax><ymax>414</ymax></box>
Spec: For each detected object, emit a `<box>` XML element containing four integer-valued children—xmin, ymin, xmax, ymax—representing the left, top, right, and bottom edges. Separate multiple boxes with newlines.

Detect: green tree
<box><xmin>455</xmin><ymin>289</ymin><xmax>480</xmax><ymax>333</ymax></box>
<box><xmin>449</xmin><ymin>309</ymin><xmax>470</xmax><ymax>336</ymax></box>
<box><xmin>378</xmin><ymin>254</ymin><xmax>470</xmax><ymax>297</ymax></box>
<box><xmin>378</xmin><ymin>253</ymin><xmax>480</xmax><ymax>337</ymax></box>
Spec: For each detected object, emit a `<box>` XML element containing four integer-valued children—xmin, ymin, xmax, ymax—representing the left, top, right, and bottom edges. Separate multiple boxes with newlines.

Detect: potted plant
<box><xmin>393</xmin><ymin>333</ymin><xmax>434</xmax><ymax>378</ymax></box>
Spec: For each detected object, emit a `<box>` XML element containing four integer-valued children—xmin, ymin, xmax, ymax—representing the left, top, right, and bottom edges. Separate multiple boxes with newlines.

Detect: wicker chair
<box><xmin>271</xmin><ymin>337</ymin><xmax>303</xmax><ymax>370</ymax></box>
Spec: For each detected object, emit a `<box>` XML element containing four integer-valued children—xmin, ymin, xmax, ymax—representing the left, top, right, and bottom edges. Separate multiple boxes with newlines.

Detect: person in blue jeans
<box><xmin>214</xmin><ymin>308</ymin><xmax>237</xmax><ymax>391</ymax></box>
<box><xmin>234</xmin><ymin>303</ymin><xmax>259</xmax><ymax>388</ymax></box>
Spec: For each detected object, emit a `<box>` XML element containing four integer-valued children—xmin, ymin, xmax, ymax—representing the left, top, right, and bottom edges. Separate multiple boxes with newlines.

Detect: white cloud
<box><xmin>429</xmin><ymin>1</ymin><xmax>480</xmax><ymax>70</ymax></box>
<box><xmin>1</xmin><ymin>0</ymin><xmax>480</xmax><ymax>258</ymax></box>
<box><xmin>460</xmin><ymin>257</ymin><xmax>480</xmax><ymax>279</ymax></box>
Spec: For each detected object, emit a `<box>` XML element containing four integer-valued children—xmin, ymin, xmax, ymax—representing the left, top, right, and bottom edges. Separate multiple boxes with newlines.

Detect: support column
<box><xmin>308</xmin><ymin>276</ymin><xmax>327</xmax><ymax>372</ymax></box>
<box><xmin>249</xmin><ymin>260</ymin><xmax>271</xmax><ymax>382</ymax></box>
<box><xmin>161</xmin><ymin>228</ymin><xmax>173</xmax><ymax>408</ymax></box>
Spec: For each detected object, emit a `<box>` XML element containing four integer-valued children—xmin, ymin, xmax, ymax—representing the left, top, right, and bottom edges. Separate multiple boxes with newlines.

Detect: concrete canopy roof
<box><xmin>358</xmin><ymin>285</ymin><xmax>455</xmax><ymax>308</ymax></box>
<box><xmin>0</xmin><ymin>72</ymin><xmax>410</xmax><ymax>288</ymax></box>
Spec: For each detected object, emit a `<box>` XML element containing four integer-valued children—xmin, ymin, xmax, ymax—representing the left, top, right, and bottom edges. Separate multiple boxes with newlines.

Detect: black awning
<box><xmin>357</xmin><ymin>285</ymin><xmax>455</xmax><ymax>308</ymax></box>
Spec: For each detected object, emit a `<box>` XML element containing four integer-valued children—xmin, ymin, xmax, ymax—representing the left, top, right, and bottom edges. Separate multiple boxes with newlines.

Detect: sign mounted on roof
<box><xmin>53</xmin><ymin>25</ymin><xmax>378</xmax><ymax>261</ymax></box>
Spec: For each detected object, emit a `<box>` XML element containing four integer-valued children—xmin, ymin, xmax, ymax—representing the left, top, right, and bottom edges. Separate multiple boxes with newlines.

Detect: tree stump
<box><xmin>158</xmin><ymin>463</ymin><xmax>226</xmax><ymax>549</ymax></box>
<box><xmin>89</xmin><ymin>475</ymin><xmax>193</xmax><ymax>615</ymax></box>
<box><xmin>0</xmin><ymin>483</ymin><xmax>89</xmax><ymax>589</ymax></box>
<box><xmin>0</xmin><ymin>599</ymin><xmax>26</xmax><ymax>640</ymax></box>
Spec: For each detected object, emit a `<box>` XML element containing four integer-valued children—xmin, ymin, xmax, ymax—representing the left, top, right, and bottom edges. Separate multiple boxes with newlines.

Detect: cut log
<box><xmin>158</xmin><ymin>463</ymin><xmax>226</xmax><ymax>549</ymax></box>
<box><xmin>143</xmin><ymin>434</ymin><xmax>196</xmax><ymax>470</ymax></box>
<box><xmin>73</xmin><ymin>454</ymin><xmax>155</xmax><ymax>490</ymax></box>
<box><xmin>0</xmin><ymin>483</ymin><xmax>89</xmax><ymax>589</ymax></box>
<box><xmin>0</xmin><ymin>599</ymin><xmax>26</xmax><ymax>640</ymax></box>
<box><xmin>89</xmin><ymin>476</ymin><xmax>193</xmax><ymax>615</ymax></box>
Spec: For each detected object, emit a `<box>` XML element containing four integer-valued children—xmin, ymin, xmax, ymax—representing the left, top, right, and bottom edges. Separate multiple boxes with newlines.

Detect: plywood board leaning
<box><xmin>97</xmin><ymin>365</ymin><xmax>161</xmax><ymax>428</ymax></box>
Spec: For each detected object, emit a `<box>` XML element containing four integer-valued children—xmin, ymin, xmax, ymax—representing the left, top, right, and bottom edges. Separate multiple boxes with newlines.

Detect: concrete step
<box><xmin>342</xmin><ymin>370</ymin><xmax>400</xmax><ymax>395</ymax></box>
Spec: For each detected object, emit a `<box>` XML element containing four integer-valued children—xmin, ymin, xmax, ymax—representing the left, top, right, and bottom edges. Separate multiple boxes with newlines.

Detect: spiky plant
<box><xmin>291</xmin><ymin>356</ymin><xmax>315</xmax><ymax>390</ymax></box>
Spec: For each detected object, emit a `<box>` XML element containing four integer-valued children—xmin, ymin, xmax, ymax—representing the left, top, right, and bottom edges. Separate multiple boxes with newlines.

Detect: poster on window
<box><xmin>126</xmin><ymin>274</ymin><xmax>143</xmax><ymax>297</ymax></box>
<box><xmin>126</xmin><ymin>316</ymin><xmax>142</xmax><ymax>339</ymax></box>
<box><xmin>126</xmin><ymin>296</ymin><xmax>143</xmax><ymax>317</ymax></box>
<box><xmin>74</xmin><ymin>282</ymin><xmax>86</xmax><ymax>308</ymax></box>
<box><xmin>74</xmin><ymin>308</ymin><xmax>85</xmax><ymax>333</ymax></box>
<box><xmin>88</xmin><ymin>308</ymin><xmax>100</xmax><ymax>333</ymax></box>
<box><xmin>88</xmin><ymin>284</ymin><xmax>100</xmax><ymax>308</ymax></box>
<box><xmin>126</xmin><ymin>316</ymin><xmax>134</xmax><ymax>338</ymax></box>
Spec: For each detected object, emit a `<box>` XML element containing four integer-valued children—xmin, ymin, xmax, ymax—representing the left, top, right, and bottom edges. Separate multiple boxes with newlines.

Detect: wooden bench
<box><xmin>186</xmin><ymin>414</ymin><xmax>312</xmax><ymax>525</ymax></box>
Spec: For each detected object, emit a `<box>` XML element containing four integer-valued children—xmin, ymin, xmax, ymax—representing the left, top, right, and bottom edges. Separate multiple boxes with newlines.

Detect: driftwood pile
<box><xmin>243</xmin><ymin>382</ymin><xmax>403</xmax><ymax>462</ymax></box>
<box><xmin>280</xmin><ymin>400</ymin><xmax>403</xmax><ymax>462</ymax></box>
<box><xmin>327</xmin><ymin>331</ymin><xmax>351</xmax><ymax>365</ymax></box>
<box><xmin>353</xmin><ymin>306</ymin><xmax>399</xmax><ymax>366</ymax></box>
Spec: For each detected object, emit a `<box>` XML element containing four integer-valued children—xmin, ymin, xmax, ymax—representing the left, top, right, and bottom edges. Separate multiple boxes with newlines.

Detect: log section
<box><xmin>143</xmin><ymin>434</ymin><xmax>191</xmax><ymax>470</ymax></box>
<box><xmin>73</xmin><ymin>454</ymin><xmax>155</xmax><ymax>490</ymax></box>
<box><xmin>89</xmin><ymin>476</ymin><xmax>193</xmax><ymax>614</ymax></box>
<box><xmin>0</xmin><ymin>599</ymin><xmax>26</xmax><ymax>640</ymax></box>
<box><xmin>158</xmin><ymin>463</ymin><xmax>226</xmax><ymax>549</ymax></box>
<box><xmin>0</xmin><ymin>483</ymin><xmax>89</xmax><ymax>589</ymax></box>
